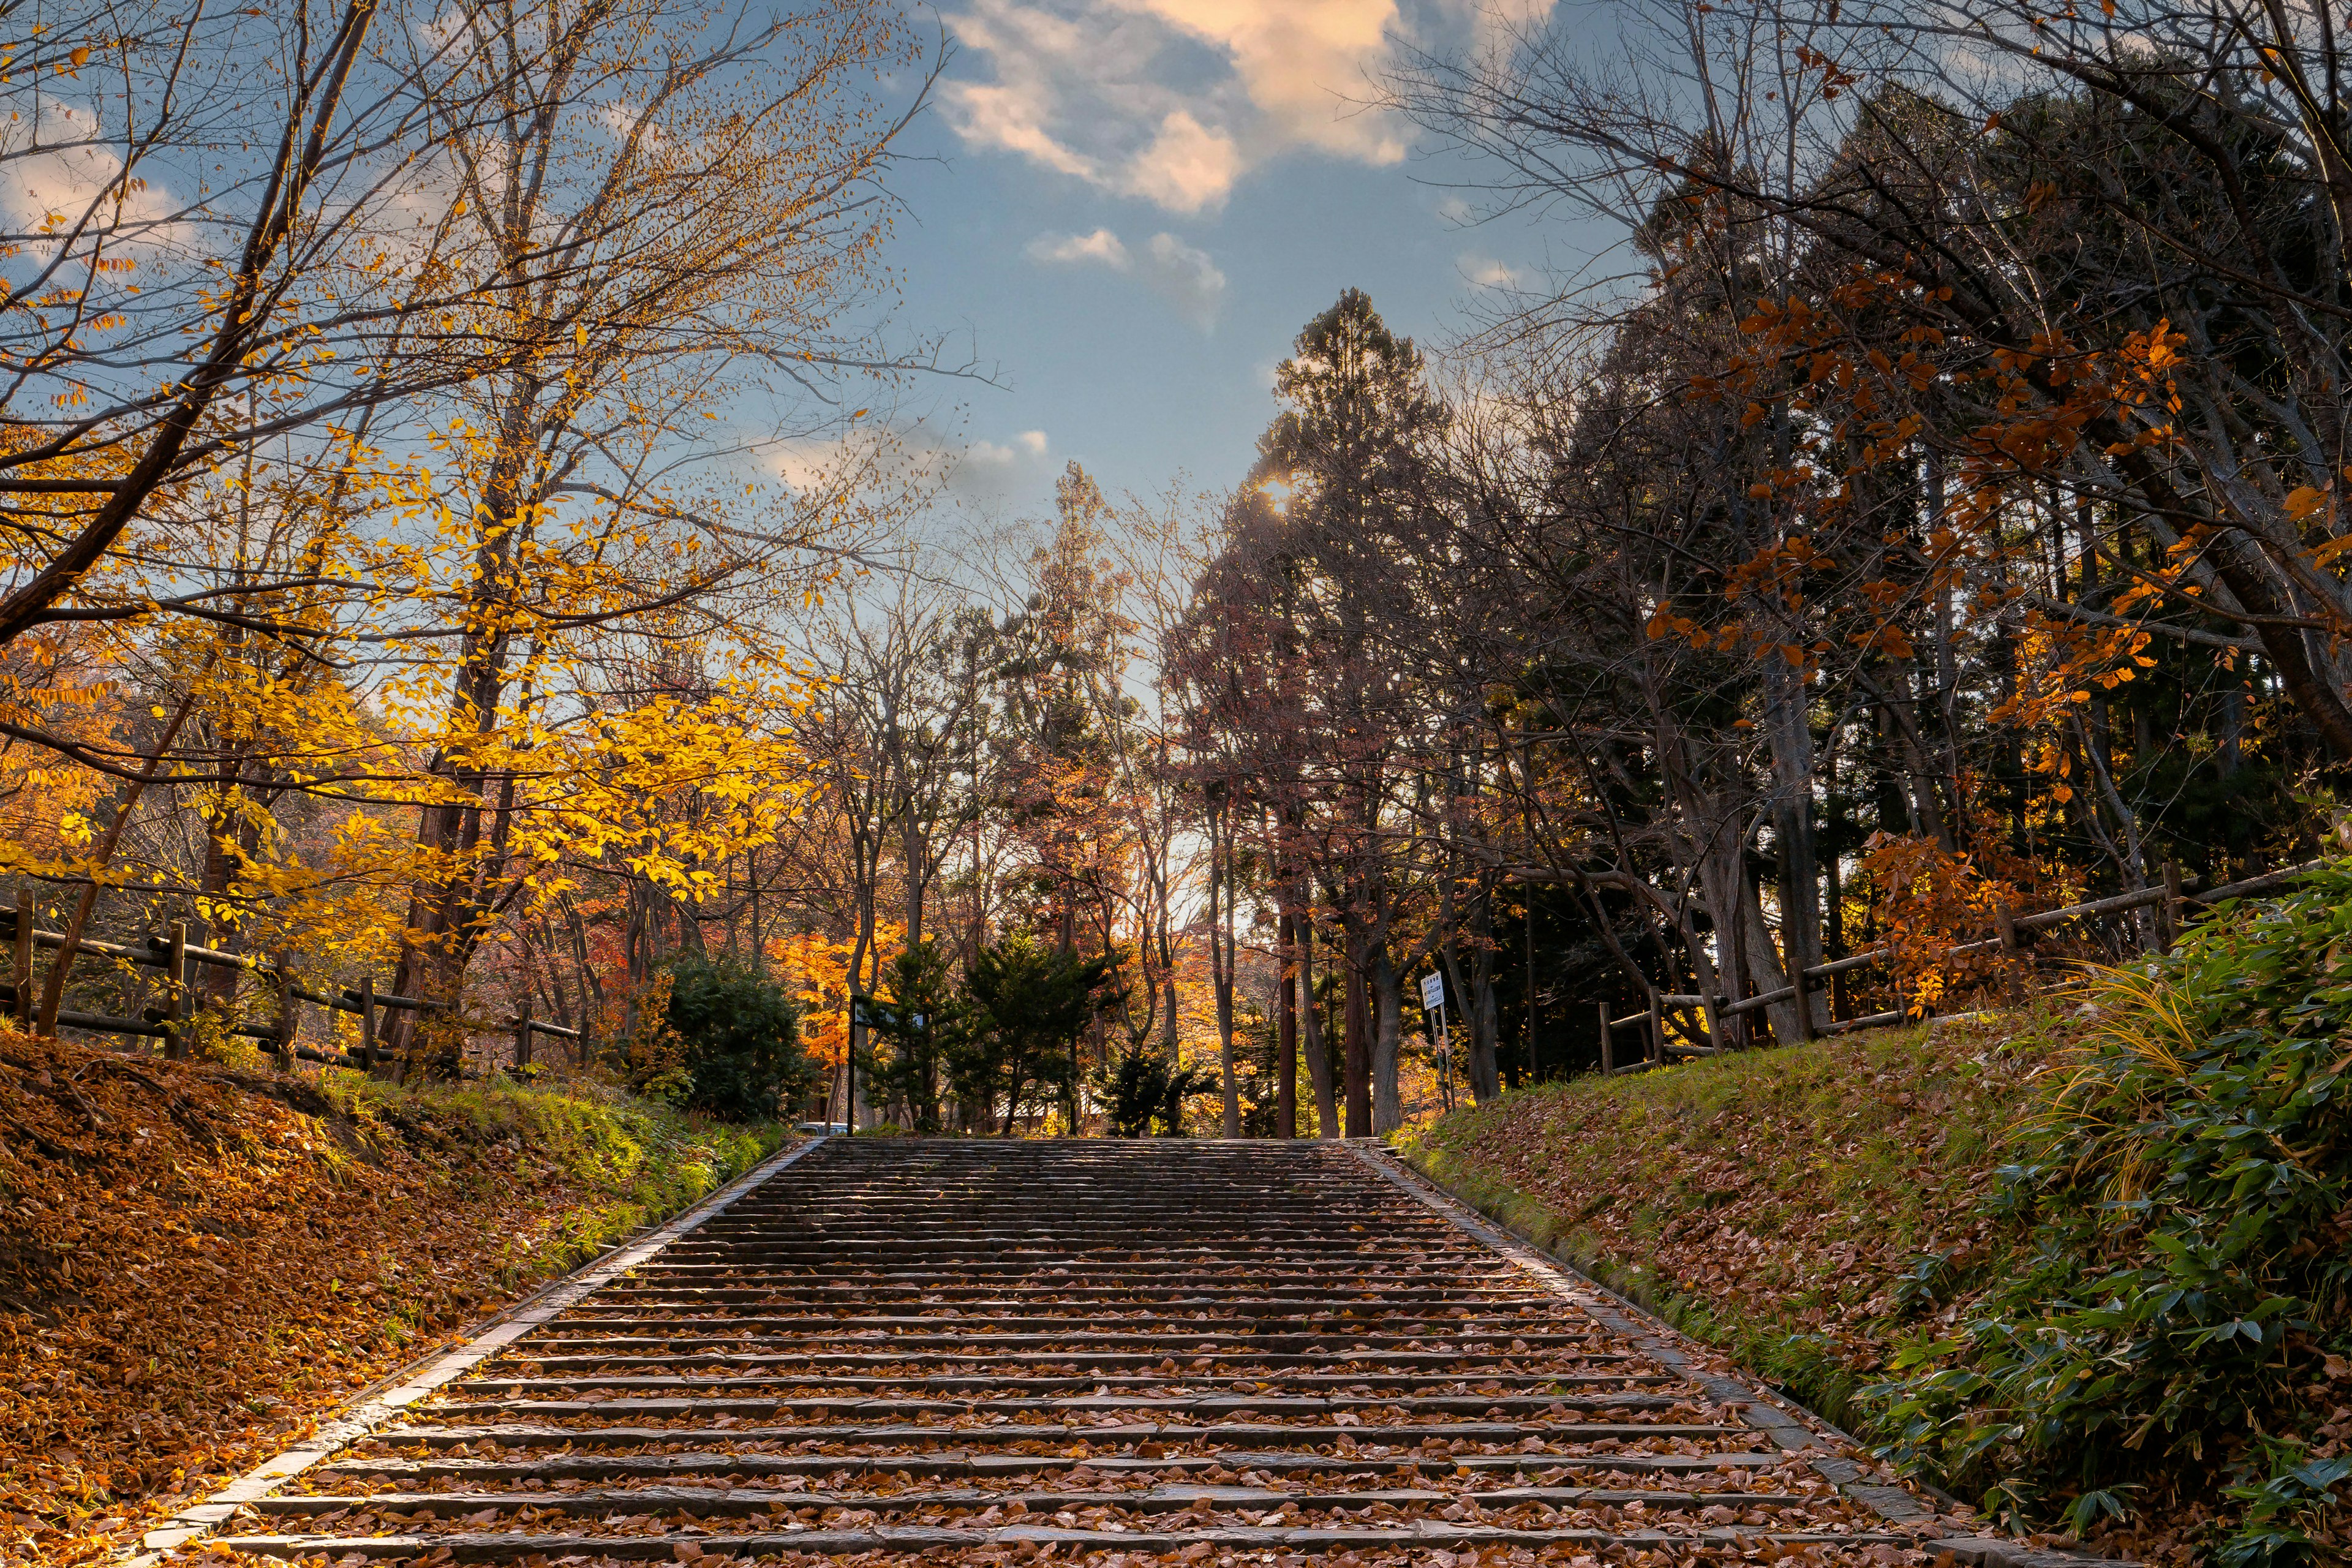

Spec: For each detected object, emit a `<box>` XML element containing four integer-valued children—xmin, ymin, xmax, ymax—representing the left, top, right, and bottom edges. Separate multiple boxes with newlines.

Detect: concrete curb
<box><xmin>1351</xmin><ymin>1140</ymin><xmax>2135</xmax><ymax>1568</ymax></box>
<box><xmin>124</xmin><ymin>1133</ymin><xmax>832</xmax><ymax>1564</ymax></box>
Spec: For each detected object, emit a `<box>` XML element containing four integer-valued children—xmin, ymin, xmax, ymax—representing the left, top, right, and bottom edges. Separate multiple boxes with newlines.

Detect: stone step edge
<box><xmin>205</xmin><ymin>1521</ymin><xmax>1923</xmax><ymax>1560</ymax></box>
<box><xmin>247</xmin><ymin>1482</ymin><xmax>1820</xmax><ymax>1515</ymax></box>
<box><xmin>314</xmin><ymin>1449</ymin><xmax>1792</xmax><ymax>1481</ymax></box>
<box><xmin>124</xmin><ymin>1135</ymin><xmax>839</xmax><ymax>1566</ymax></box>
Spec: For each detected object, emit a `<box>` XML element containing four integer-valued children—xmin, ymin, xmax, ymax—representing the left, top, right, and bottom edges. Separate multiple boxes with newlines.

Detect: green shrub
<box><xmin>859</xmin><ymin>941</ymin><xmax>967</xmax><ymax>1133</ymax></box>
<box><xmin>661</xmin><ymin>954</ymin><xmax>820</xmax><ymax>1121</ymax></box>
<box><xmin>1095</xmin><ymin>1043</ymin><xmax>1211</xmax><ymax>1136</ymax></box>
<box><xmin>1872</xmin><ymin>859</ymin><xmax>2352</xmax><ymax>1561</ymax></box>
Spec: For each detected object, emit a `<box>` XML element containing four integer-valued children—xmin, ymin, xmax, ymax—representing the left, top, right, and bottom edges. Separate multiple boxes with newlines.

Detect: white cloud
<box><xmin>1025</xmin><ymin>227</ymin><xmax>1131</xmax><ymax>266</ymax></box>
<box><xmin>1025</xmin><ymin>225</ymin><xmax>1226</xmax><ymax>328</ymax></box>
<box><xmin>1017</xmin><ymin>429</ymin><xmax>1050</xmax><ymax>454</ymax></box>
<box><xmin>1460</xmin><ymin>252</ymin><xmax>1527</xmax><ymax>291</ymax></box>
<box><xmin>1139</xmin><ymin>232</ymin><xmax>1225</xmax><ymax>328</ymax></box>
<box><xmin>1124</xmin><ymin>109</ymin><xmax>1242</xmax><ymax>214</ymax></box>
<box><xmin>766</xmin><ymin>438</ymin><xmax>843</xmax><ymax>491</ymax></box>
<box><xmin>943</xmin><ymin>0</ymin><xmax>1536</xmax><ymax>212</ymax></box>
<box><xmin>1436</xmin><ymin>194</ymin><xmax>1473</xmax><ymax>224</ymax></box>
<box><xmin>0</xmin><ymin>102</ymin><xmax>189</xmax><ymax>257</ymax></box>
<box><xmin>1120</xmin><ymin>0</ymin><xmax>1405</xmax><ymax>165</ymax></box>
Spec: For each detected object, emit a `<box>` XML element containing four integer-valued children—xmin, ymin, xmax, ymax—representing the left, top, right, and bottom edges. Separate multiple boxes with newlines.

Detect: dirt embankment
<box><xmin>0</xmin><ymin>1031</ymin><xmax>785</xmax><ymax>1566</ymax></box>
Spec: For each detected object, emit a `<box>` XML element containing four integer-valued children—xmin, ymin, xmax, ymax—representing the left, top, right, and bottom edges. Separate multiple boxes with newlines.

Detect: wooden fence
<box><xmin>1593</xmin><ymin>858</ymin><xmax>2320</xmax><ymax>1074</ymax></box>
<box><xmin>1</xmin><ymin>891</ymin><xmax>582</xmax><ymax>1078</ymax></box>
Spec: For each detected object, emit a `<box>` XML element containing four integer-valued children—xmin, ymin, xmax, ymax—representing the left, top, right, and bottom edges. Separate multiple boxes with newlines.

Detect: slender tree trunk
<box><xmin>1369</xmin><ymin>941</ymin><xmax>1404</xmax><ymax>1133</ymax></box>
<box><xmin>1208</xmin><ymin>801</ymin><xmax>1239</xmax><ymax>1137</ymax></box>
<box><xmin>1299</xmin><ymin>903</ymin><xmax>1336</xmax><ymax>1137</ymax></box>
<box><xmin>1342</xmin><ymin>948</ymin><xmax>1370</xmax><ymax>1137</ymax></box>
<box><xmin>1277</xmin><ymin>908</ymin><xmax>1298</xmax><ymax>1137</ymax></box>
<box><xmin>37</xmin><ymin>693</ymin><xmax>200</xmax><ymax>1035</ymax></box>
<box><xmin>1761</xmin><ymin>652</ymin><xmax>1825</xmax><ymax>1031</ymax></box>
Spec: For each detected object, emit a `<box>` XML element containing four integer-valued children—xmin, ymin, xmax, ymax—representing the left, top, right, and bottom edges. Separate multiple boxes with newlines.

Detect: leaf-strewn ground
<box><xmin>1393</xmin><ymin>1013</ymin><xmax>2215</xmax><ymax>1558</ymax></box>
<box><xmin>0</xmin><ymin>1031</ymin><xmax>788</xmax><ymax>1567</ymax></box>
<box><xmin>1398</xmin><ymin>1017</ymin><xmax>2038</xmax><ymax>1412</ymax></box>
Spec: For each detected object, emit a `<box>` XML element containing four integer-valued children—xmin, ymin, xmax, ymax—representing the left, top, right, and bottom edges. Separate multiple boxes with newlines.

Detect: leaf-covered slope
<box><xmin>0</xmin><ymin>1033</ymin><xmax>786</xmax><ymax>1567</ymax></box>
<box><xmin>1396</xmin><ymin>1017</ymin><xmax>2040</xmax><ymax>1429</ymax></box>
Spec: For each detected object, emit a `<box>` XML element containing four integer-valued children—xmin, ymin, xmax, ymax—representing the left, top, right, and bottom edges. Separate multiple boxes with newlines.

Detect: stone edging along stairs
<box><xmin>132</xmin><ymin>1136</ymin><xmax>2123</xmax><ymax>1567</ymax></box>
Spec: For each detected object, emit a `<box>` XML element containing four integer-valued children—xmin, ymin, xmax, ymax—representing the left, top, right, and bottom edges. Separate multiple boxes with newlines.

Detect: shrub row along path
<box><xmin>186</xmin><ymin>1138</ymin><xmax>1999</xmax><ymax>1564</ymax></box>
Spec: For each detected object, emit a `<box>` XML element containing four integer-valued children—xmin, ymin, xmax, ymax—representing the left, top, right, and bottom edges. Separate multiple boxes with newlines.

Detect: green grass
<box><xmin>314</xmin><ymin>1070</ymin><xmax>791</xmax><ymax>1281</ymax></box>
<box><xmin>1393</xmin><ymin>1011</ymin><xmax>2051</xmax><ymax>1431</ymax></box>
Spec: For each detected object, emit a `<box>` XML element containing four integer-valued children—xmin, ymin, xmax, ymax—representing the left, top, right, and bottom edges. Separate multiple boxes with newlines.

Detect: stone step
<box><xmin>251</xmin><ymin>1482</ymin><xmax>1817</xmax><ymax>1518</ymax></box>
<box><xmin>168</xmin><ymin>1137</ymin><xmax>1951</xmax><ymax>1566</ymax></box>
<box><xmin>312</xmin><ymin>1449</ymin><xmax>1792</xmax><ymax>1484</ymax></box>
<box><xmin>209</xmin><ymin>1523</ymin><xmax>1909</xmax><ymax>1561</ymax></box>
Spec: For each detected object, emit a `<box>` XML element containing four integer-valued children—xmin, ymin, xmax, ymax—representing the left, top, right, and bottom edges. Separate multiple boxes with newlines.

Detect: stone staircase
<box><xmin>196</xmin><ymin>1137</ymin><xmax>1967</xmax><ymax>1562</ymax></box>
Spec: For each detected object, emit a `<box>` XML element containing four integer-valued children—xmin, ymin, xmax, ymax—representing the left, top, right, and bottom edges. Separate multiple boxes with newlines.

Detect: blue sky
<box><xmin>867</xmin><ymin>0</ymin><xmax>1591</xmax><ymax>519</ymax></box>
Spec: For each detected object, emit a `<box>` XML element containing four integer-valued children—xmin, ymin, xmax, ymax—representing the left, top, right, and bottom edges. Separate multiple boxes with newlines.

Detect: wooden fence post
<box><xmin>1596</xmin><ymin>999</ymin><xmax>1613</xmax><ymax>1075</ymax></box>
<box><xmin>2160</xmin><ymin>859</ymin><xmax>2184</xmax><ymax>953</ymax></box>
<box><xmin>1994</xmin><ymin>903</ymin><xmax>2027</xmax><ymax>1003</ymax></box>
<box><xmin>358</xmin><ymin>974</ymin><xmax>377</xmax><ymax>1072</ymax></box>
<box><xmin>12</xmin><ymin>884</ymin><xmax>29</xmax><ymax>1031</ymax></box>
<box><xmin>1792</xmin><ymin>968</ymin><xmax>1817</xmax><ymax>1042</ymax></box>
<box><xmin>164</xmin><ymin>920</ymin><xmax>187</xmax><ymax>1060</ymax></box>
<box><xmin>274</xmin><ymin>955</ymin><xmax>296</xmax><ymax>1071</ymax></box>
<box><xmin>1646</xmin><ymin>992</ymin><xmax>1663</xmax><ymax>1065</ymax></box>
<box><xmin>516</xmin><ymin>1007</ymin><xmax>533</xmax><ymax>1072</ymax></box>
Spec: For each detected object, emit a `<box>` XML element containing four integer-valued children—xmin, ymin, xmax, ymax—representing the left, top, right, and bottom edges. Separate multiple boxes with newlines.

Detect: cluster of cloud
<box><xmin>766</xmin><ymin>421</ymin><xmax>1052</xmax><ymax>510</ymax></box>
<box><xmin>968</xmin><ymin>429</ymin><xmax>1052</xmax><ymax>466</ymax></box>
<box><xmin>1024</xmin><ymin>227</ymin><xmax>1227</xmax><ymax>328</ymax></box>
<box><xmin>950</xmin><ymin>1</ymin><xmax>1556</xmax><ymax>327</ymax></box>
<box><xmin>943</xmin><ymin>0</ymin><xmax>1415</xmax><ymax>217</ymax></box>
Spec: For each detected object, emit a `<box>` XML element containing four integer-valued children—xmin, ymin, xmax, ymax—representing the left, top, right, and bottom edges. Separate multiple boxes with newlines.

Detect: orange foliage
<box><xmin>0</xmin><ymin>1031</ymin><xmax>718</xmax><ymax>1566</ymax></box>
<box><xmin>1860</xmin><ymin>821</ymin><xmax>2079</xmax><ymax>1017</ymax></box>
<box><xmin>769</xmin><ymin>922</ymin><xmax>903</xmax><ymax>1071</ymax></box>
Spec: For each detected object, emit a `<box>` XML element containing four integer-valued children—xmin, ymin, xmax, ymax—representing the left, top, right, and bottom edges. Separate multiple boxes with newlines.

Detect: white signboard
<box><xmin>1420</xmin><ymin>971</ymin><xmax>1446</xmax><ymax>1014</ymax></box>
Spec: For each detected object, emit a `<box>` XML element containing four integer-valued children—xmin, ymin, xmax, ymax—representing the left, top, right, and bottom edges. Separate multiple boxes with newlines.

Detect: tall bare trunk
<box><xmin>1369</xmin><ymin>941</ymin><xmax>1404</xmax><ymax>1133</ymax></box>
<box><xmin>37</xmin><ymin>693</ymin><xmax>200</xmax><ymax>1036</ymax></box>
<box><xmin>1208</xmin><ymin>800</ymin><xmax>1239</xmax><ymax>1137</ymax></box>
<box><xmin>1277</xmin><ymin>908</ymin><xmax>1298</xmax><ymax>1137</ymax></box>
<box><xmin>1299</xmin><ymin>903</ymin><xmax>1336</xmax><ymax>1136</ymax></box>
<box><xmin>1343</xmin><ymin>948</ymin><xmax>1371</xmax><ymax>1137</ymax></box>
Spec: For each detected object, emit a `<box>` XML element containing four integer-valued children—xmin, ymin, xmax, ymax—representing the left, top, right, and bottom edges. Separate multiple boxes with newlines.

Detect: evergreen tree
<box><xmin>950</xmin><ymin>932</ymin><xmax>1115</xmax><ymax>1134</ymax></box>
<box><xmin>859</xmin><ymin>940</ymin><xmax>966</xmax><ymax>1133</ymax></box>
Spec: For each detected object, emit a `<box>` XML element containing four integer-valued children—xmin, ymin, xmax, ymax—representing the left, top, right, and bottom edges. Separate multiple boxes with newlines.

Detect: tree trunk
<box><xmin>1369</xmin><ymin>941</ymin><xmax>1404</xmax><ymax>1134</ymax></box>
<box><xmin>1299</xmin><ymin>906</ymin><xmax>1337</xmax><ymax>1137</ymax></box>
<box><xmin>1277</xmin><ymin>908</ymin><xmax>1298</xmax><ymax>1137</ymax></box>
<box><xmin>1342</xmin><ymin>951</ymin><xmax>1370</xmax><ymax>1137</ymax></box>
<box><xmin>1208</xmin><ymin>799</ymin><xmax>1240</xmax><ymax>1136</ymax></box>
<box><xmin>36</xmin><ymin>693</ymin><xmax>200</xmax><ymax>1035</ymax></box>
<box><xmin>1761</xmin><ymin>652</ymin><xmax>1825</xmax><ymax>1033</ymax></box>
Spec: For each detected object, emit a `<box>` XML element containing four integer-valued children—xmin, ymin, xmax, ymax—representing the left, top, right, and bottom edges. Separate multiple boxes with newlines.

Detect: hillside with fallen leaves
<box><xmin>1398</xmin><ymin>1014</ymin><xmax>2037</xmax><ymax>1420</ymax></box>
<box><xmin>0</xmin><ymin>1031</ymin><xmax>788</xmax><ymax>1567</ymax></box>
<box><xmin>1395</xmin><ymin>1003</ymin><xmax>2349</xmax><ymax>1567</ymax></box>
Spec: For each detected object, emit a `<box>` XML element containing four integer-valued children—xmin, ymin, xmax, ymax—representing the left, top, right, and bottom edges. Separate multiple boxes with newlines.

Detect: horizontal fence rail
<box><xmin>1</xmin><ymin>896</ymin><xmax>584</xmax><ymax>1077</ymax></box>
<box><xmin>1591</xmin><ymin>858</ymin><xmax>2319</xmax><ymax>1074</ymax></box>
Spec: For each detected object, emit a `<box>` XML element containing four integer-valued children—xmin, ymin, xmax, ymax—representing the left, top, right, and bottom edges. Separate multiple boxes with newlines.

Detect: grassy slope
<box><xmin>1395</xmin><ymin>1012</ymin><xmax>2046</xmax><ymax>1434</ymax></box>
<box><xmin>0</xmin><ymin>1031</ymin><xmax>789</xmax><ymax>1566</ymax></box>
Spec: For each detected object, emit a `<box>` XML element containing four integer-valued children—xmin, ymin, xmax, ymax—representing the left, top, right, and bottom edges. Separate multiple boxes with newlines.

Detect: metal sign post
<box><xmin>1420</xmin><ymin>971</ymin><xmax>1451</xmax><ymax>1111</ymax></box>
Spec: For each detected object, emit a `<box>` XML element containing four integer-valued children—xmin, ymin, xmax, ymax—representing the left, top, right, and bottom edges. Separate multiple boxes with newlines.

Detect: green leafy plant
<box><xmin>1870</xmin><ymin>859</ymin><xmax>2352</xmax><ymax>1559</ymax></box>
<box><xmin>949</xmin><ymin>932</ymin><xmax>1114</xmax><ymax>1134</ymax></box>
<box><xmin>1095</xmin><ymin>1043</ymin><xmax>1211</xmax><ymax>1136</ymax></box>
<box><xmin>858</xmin><ymin>940</ymin><xmax>967</xmax><ymax>1133</ymax></box>
<box><xmin>660</xmin><ymin>954</ymin><xmax>820</xmax><ymax>1121</ymax></box>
